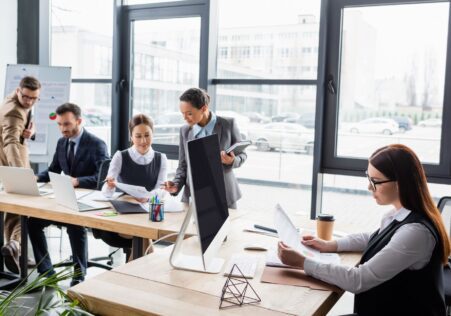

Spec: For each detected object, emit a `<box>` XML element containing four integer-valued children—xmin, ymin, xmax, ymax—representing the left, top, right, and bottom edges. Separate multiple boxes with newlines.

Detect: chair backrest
<box><xmin>96</xmin><ymin>159</ymin><xmax>111</xmax><ymax>190</ymax></box>
<box><xmin>437</xmin><ymin>196</ymin><xmax>451</xmax><ymax>214</ymax></box>
<box><xmin>437</xmin><ymin>197</ymin><xmax>451</xmax><ymax>237</ymax></box>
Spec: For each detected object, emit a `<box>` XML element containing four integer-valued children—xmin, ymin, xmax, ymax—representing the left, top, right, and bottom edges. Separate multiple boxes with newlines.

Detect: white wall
<box><xmin>0</xmin><ymin>0</ymin><xmax>17</xmax><ymax>99</ymax></box>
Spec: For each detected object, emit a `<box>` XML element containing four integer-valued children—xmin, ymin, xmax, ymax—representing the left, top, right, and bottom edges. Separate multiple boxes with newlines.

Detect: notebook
<box><xmin>110</xmin><ymin>200</ymin><xmax>148</xmax><ymax>214</ymax></box>
<box><xmin>225</xmin><ymin>140</ymin><xmax>252</xmax><ymax>155</ymax></box>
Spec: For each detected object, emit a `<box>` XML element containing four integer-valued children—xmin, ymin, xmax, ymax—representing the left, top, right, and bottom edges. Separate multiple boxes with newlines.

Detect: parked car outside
<box><xmin>243</xmin><ymin>112</ymin><xmax>270</xmax><ymax>124</ymax></box>
<box><xmin>348</xmin><ymin>117</ymin><xmax>399</xmax><ymax>135</ymax></box>
<box><xmin>417</xmin><ymin>118</ymin><xmax>442</xmax><ymax>128</ymax></box>
<box><xmin>393</xmin><ymin>116</ymin><xmax>413</xmax><ymax>132</ymax></box>
<box><xmin>271</xmin><ymin>112</ymin><xmax>300</xmax><ymax>123</ymax></box>
<box><xmin>248</xmin><ymin>122</ymin><xmax>314</xmax><ymax>154</ymax></box>
<box><xmin>84</xmin><ymin>107</ymin><xmax>111</xmax><ymax>126</ymax></box>
<box><xmin>286</xmin><ymin>112</ymin><xmax>315</xmax><ymax>129</ymax></box>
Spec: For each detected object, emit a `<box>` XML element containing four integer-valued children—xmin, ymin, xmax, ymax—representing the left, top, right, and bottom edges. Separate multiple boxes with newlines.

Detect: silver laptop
<box><xmin>48</xmin><ymin>172</ymin><xmax>109</xmax><ymax>212</ymax></box>
<box><xmin>0</xmin><ymin>166</ymin><xmax>52</xmax><ymax>196</ymax></box>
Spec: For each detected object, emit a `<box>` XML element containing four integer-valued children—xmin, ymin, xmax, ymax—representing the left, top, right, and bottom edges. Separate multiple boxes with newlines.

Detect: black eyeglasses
<box><xmin>365</xmin><ymin>170</ymin><xmax>396</xmax><ymax>191</ymax></box>
<box><xmin>19</xmin><ymin>90</ymin><xmax>40</xmax><ymax>102</ymax></box>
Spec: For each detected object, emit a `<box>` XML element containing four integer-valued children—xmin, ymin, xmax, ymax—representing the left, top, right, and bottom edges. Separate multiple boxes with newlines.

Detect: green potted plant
<box><xmin>0</xmin><ymin>264</ymin><xmax>93</xmax><ymax>315</ymax></box>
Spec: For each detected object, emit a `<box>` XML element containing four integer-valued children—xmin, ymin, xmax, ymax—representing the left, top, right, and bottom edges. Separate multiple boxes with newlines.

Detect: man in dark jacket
<box><xmin>30</xmin><ymin>102</ymin><xmax>109</xmax><ymax>286</ymax></box>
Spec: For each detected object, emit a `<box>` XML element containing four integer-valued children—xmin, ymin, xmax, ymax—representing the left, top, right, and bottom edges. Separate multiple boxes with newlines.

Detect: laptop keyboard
<box><xmin>223</xmin><ymin>254</ymin><xmax>258</xmax><ymax>279</ymax></box>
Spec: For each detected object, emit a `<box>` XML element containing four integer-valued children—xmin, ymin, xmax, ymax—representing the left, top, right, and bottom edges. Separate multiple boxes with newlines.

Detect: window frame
<box><xmin>320</xmin><ymin>0</ymin><xmax>451</xmax><ymax>183</ymax></box>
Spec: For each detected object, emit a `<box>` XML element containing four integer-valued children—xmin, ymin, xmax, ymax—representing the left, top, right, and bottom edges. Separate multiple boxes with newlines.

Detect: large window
<box><xmin>51</xmin><ymin>0</ymin><xmax>113</xmax><ymax>150</ymax></box>
<box><xmin>217</xmin><ymin>0</ymin><xmax>320</xmax><ymax>80</ymax></box>
<box><xmin>323</xmin><ymin>0</ymin><xmax>451</xmax><ymax>180</ymax></box>
<box><xmin>316</xmin><ymin>0</ymin><xmax>451</xmax><ymax>226</ymax></box>
<box><xmin>130</xmin><ymin>17</ymin><xmax>201</xmax><ymax>146</ymax></box>
<box><xmin>335</xmin><ymin>3</ymin><xmax>448</xmax><ymax>164</ymax></box>
<box><xmin>214</xmin><ymin>0</ymin><xmax>321</xmax><ymax>214</ymax></box>
<box><xmin>42</xmin><ymin>0</ymin><xmax>451</xmax><ymax>222</ymax></box>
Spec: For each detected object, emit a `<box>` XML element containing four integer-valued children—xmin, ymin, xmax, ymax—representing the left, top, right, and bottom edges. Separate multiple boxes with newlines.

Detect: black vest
<box><xmin>118</xmin><ymin>150</ymin><xmax>161</xmax><ymax>192</ymax></box>
<box><xmin>354</xmin><ymin>211</ymin><xmax>446</xmax><ymax>316</ymax></box>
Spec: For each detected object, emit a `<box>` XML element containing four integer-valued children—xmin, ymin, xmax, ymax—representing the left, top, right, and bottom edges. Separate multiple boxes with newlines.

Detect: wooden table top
<box><xmin>69</xmin><ymin>218</ymin><xmax>361</xmax><ymax>316</ymax></box>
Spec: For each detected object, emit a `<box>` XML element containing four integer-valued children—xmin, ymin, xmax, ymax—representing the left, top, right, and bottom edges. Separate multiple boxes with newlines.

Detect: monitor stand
<box><xmin>169</xmin><ymin>203</ymin><xmax>225</xmax><ymax>274</ymax></box>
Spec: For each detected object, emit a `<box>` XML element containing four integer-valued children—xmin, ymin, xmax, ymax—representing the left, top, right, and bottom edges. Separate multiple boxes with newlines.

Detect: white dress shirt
<box><xmin>304</xmin><ymin>207</ymin><xmax>436</xmax><ymax>293</ymax></box>
<box><xmin>101</xmin><ymin>146</ymin><xmax>167</xmax><ymax>198</ymax></box>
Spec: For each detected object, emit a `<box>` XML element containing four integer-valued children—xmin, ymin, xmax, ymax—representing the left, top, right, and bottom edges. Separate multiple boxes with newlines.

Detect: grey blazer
<box><xmin>172</xmin><ymin>116</ymin><xmax>247</xmax><ymax>208</ymax></box>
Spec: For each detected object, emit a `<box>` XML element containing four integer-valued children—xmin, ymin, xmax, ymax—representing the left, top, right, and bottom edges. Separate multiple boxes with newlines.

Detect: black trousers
<box><xmin>28</xmin><ymin>218</ymin><xmax>88</xmax><ymax>279</ymax></box>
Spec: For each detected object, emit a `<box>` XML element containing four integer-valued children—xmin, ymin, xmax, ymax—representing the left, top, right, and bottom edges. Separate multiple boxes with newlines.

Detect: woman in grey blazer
<box><xmin>163</xmin><ymin>88</ymin><xmax>247</xmax><ymax>209</ymax></box>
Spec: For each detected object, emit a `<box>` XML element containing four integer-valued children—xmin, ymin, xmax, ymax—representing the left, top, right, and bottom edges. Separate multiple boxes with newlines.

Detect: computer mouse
<box><xmin>244</xmin><ymin>244</ymin><xmax>268</xmax><ymax>251</ymax></box>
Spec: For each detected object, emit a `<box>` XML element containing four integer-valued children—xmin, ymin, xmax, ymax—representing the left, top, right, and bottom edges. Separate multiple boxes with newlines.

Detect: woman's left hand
<box><xmin>278</xmin><ymin>241</ymin><xmax>306</xmax><ymax>269</ymax></box>
<box><xmin>220</xmin><ymin>151</ymin><xmax>235</xmax><ymax>165</ymax></box>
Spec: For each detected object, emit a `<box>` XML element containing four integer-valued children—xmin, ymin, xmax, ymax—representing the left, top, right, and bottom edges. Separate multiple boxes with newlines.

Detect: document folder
<box><xmin>110</xmin><ymin>200</ymin><xmax>148</xmax><ymax>214</ymax></box>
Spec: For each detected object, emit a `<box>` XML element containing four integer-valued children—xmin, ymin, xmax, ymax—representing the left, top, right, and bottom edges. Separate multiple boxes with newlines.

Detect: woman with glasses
<box><xmin>278</xmin><ymin>144</ymin><xmax>450</xmax><ymax>316</ymax></box>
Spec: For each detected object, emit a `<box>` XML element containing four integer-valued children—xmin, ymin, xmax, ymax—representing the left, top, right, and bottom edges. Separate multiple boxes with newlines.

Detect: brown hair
<box><xmin>179</xmin><ymin>88</ymin><xmax>210</xmax><ymax>109</ymax></box>
<box><xmin>19</xmin><ymin>76</ymin><xmax>41</xmax><ymax>90</ymax></box>
<box><xmin>369</xmin><ymin>144</ymin><xmax>450</xmax><ymax>264</ymax></box>
<box><xmin>56</xmin><ymin>103</ymin><xmax>82</xmax><ymax>119</ymax></box>
<box><xmin>129</xmin><ymin>114</ymin><xmax>154</xmax><ymax>135</ymax></box>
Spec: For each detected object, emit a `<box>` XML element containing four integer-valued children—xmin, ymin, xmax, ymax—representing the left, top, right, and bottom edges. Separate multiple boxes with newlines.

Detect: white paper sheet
<box><xmin>86</xmin><ymin>190</ymin><xmax>124</xmax><ymax>202</ymax></box>
<box><xmin>274</xmin><ymin>204</ymin><xmax>321</xmax><ymax>261</ymax></box>
<box><xmin>164</xmin><ymin>196</ymin><xmax>185</xmax><ymax>213</ymax></box>
<box><xmin>266</xmin><ymin>248</ymin><xmax>340</xmax><ymax>267</ymax></box>
<box><xmin>115</xmin><ymin>182</ymin><xmax>150</xmax><ymax>199</ymax></box>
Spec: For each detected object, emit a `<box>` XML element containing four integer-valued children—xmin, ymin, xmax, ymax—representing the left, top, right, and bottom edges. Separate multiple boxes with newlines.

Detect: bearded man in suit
<box><xmin>30</xmin><ymin>102</ymin><xmax>109</xmax><ymax>286</ymax></box>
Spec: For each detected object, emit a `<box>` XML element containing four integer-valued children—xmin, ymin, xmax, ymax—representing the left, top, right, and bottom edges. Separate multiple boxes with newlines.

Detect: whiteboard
<box><xmin>4</xmin><ymin>64</ymin><xmax>71</xmax><ymax>160</ymax></box>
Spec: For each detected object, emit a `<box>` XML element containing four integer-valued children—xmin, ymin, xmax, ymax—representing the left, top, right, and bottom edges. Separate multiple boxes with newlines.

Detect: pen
<box><xmin>254</xmin><ymin>224</ymin><xmax>278</xmax><ymax>234</ymax></box>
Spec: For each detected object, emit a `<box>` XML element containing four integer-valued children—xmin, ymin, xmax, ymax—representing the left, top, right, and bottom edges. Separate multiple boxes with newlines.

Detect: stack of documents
<box><xmin>270</xmin><ymin>204</ymin><xmax>341</xmax><ymax>266</ymax></box>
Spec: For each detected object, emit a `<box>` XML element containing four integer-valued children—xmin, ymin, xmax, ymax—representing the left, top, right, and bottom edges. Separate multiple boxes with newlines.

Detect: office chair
<box><xmin>436</xmin><ymin>196</ymin><xmax>451</xmax><ymax>315</ymax></box>
<box><xmin>90</xmin><ymin>159</ymin><xmax>132</xmax><ymax>265</ymax></box>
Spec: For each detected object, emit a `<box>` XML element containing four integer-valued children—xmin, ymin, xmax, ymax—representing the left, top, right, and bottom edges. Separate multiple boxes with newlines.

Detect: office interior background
<box><xmin>1</xmin><ymin>0</ymin><xmax>451</xmax><ymax>236</ymax></box>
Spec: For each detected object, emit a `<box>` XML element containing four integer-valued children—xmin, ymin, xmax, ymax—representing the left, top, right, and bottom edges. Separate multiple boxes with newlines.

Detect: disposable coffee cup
<box><xmin>316</xmin><ymin>214</ymin><xmax>335</xmax><ymax>241</ymax></box>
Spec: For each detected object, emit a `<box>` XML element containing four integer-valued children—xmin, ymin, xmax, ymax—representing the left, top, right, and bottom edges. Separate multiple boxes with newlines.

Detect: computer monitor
<box><xmin>169</xmin><ymin>134</ymin><xmax>230</xmax><ymax>274</ymax></box>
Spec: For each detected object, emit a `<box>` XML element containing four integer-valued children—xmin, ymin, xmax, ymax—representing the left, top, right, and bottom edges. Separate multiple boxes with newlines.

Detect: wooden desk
<box><xmin>0</xmin><ymin>191</ymin><xmax>191</xmax><ymax>240</ymax></box>
<box><xmin>69</xmin><ymin>219</ymin><xmax>361</xmax><ymax>316</ymax></box>
<box><xmin>0</xmin><ymin>191</ymin><xmax>241</xmax><ymax>288</ymax></box>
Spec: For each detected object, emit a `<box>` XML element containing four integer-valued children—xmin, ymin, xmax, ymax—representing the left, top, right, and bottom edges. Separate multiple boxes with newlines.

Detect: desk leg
<box><xmin>132</xmin><ymin>237</ymin><xmax>143</xmax><ymax>260</ymax></box>
<box><xmin>20</xmin><ymin>216</ymin><xmax>28</xmax><ymax>281</ymax></box>
<box><xmin>0</xmin><ymin>213</ymin><xmax>26</xmax><ymax>289</ymax></box>
<box><xmin>0</xmin><ymin>211</ymin><xmax>4</xmax><ymax>272</ymax></box>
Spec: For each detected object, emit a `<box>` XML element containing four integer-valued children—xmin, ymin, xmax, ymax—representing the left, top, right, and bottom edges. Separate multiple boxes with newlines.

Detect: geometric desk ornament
<box><xmin>219</xmin><ymin>264</ymin><xmax>261</xmax><ymax>309</ymax></box>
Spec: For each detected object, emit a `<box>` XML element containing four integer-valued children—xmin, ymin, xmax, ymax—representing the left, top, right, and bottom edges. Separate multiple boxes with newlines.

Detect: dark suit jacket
<box><xmin>37</xmin><ymin>129</ymin><xmax>109</xmax><ymax>189</ymax></box>
<box><xmin>172</xmin><ymin>116</ymin><xmax>247</xmax><ymax>208</ymax></box>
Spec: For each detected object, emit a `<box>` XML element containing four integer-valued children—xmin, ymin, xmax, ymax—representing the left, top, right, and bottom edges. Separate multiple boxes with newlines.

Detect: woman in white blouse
<box><xmin>278</xmin><ymin>144</ymin><xmax>450</xmax><ymax>316</ymax></box>
<box><xmin>98</xmin><ymin>114</ymin><xmax>167</xmax><ymax>259</ymax></box>
<box><xmin>102</xmin><ymin>114</ymin><xmax>167</xmax><ymax>200</ymax></box>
